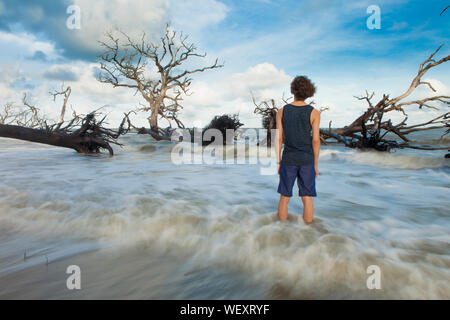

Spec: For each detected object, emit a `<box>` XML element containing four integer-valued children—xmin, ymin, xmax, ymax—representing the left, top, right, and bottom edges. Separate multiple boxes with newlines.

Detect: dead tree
<box><xmin>252</xmin><ymin>95</ymin><xmax>278</xmax><ymax>147</ymax></box>
<box><xmin>51</xmin><ymin>84</ymin><xmax>72</xmax><ymax>131</ymax></box>
<box><xmin>320</xmin><ymin>45</ymin><xmax>450</xmax><ymax>151</ymax></box>
<box><xmin>0</xmin><ymin>87</ymin><xmax>130</xmax><ymax>155</ymax></box>
<box><xmin>176</xmin><ymin>114</ymin><xmax>243</xmax><ymax>146</ymax></box>
<box><xmin>98</xmin><ymin>25</ymin><xmax>223</xmax><ymax>141</ymax></box>
<box><xmin>198</xmin><ymin>114</ymin><xmax>243</xmax><ymax>146</ymax></box>
<box><xmin>1</xmin><ymin>94</ymin><xmax>48</xmax><ymax>128</ymax></box>
<box><xmin>252</xmin><ymin>46</ymin><xmax>448</xmax><ymax>152</ymax></box>
<box><xmin>252</xmin><ymin>93</ymin><xmax>328</xmax><ymax>147</ymax></box>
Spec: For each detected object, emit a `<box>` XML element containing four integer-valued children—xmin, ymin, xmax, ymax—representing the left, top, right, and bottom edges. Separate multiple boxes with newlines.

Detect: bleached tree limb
<box><xmin>98</xmin><ymin>25</ymin><xmax>223</xmax><ymax>140</ymax></box>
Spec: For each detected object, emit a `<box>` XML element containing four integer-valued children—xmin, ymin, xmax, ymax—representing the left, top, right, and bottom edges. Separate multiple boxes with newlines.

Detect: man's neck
<box><xmin>291</xmin><ymin>100</ymin><xmax>308</xmax><ymax>106</ymax></box>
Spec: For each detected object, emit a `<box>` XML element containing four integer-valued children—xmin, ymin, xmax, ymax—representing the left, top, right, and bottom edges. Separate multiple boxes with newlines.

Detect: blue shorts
<box><xmin>277</xmin><ymin>163</ymin><xmax>317</xmax><ymax>197</ymax></box>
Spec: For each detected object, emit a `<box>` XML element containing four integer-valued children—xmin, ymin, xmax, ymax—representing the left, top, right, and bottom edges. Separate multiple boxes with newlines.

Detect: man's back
<box><xmin>281</xmin><ymin>104</ymin><xmax>314</xmax><ymax>166</ymax></box>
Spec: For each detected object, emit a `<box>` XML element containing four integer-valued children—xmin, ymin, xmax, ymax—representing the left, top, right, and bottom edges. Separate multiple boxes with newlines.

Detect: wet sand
<box><xmin>0</xmin><ymin>245</ymin><xmax>267</xmax><ymax>299</ymax></box>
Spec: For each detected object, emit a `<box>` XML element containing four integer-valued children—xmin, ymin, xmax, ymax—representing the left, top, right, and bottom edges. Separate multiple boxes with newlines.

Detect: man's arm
<box><xmin>311</xmin><ymin>109</ymin><xmax>320</xmax><ymax>178</ymax></box>
<box><xmin>275</xmin><ymin>107</ymin><xmax>284</xmax><ymax>173</ymax></box>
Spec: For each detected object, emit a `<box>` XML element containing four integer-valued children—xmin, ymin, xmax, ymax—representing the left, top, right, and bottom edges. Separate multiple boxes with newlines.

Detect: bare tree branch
<box><xmin>98</xmin><ymin>25</ymin><xmax>223</xmax><ymax>140</ymax></box>
<box><xmin>1</xmin><ymin>88</ymin><xmax>130</xmax><ymax>155</ymax></box>
<box><xmin>51</xmin><ymin>85</ymin><xmax>72</xmax><ymax>130</ymax></box>
<box><xmin>251</xmin><ymin>93</ymin><xmax>279</xmax><ymax>147</ymax></box>
<box><xmin>319</xmin><ymin>45</ymin><xmax>450</xmax><ymax>151</ymax></box>
<box><xmin>256</xmin><ymin>46</ymin><xmax>449</xmax><ymax>153</ymax></box>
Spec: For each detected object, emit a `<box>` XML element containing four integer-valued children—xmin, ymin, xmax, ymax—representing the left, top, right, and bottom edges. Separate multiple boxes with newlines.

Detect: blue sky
<box><xmin>0</xmin><ymin>0</ymin><xmax>449</xmax><ymax>128</ymax></box>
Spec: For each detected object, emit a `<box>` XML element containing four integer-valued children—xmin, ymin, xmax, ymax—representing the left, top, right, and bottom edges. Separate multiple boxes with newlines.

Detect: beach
<box><xmin>0</xmin><ymin>131</ymin><xmax>449</xmax><ymax>299</ymax></box>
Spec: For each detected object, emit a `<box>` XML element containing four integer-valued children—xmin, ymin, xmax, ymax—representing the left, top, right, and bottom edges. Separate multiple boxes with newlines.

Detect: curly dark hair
<box><xmin>290</xmin><ymin>76</ymin><xmax>316</xmax><ymax>101</ymax></box>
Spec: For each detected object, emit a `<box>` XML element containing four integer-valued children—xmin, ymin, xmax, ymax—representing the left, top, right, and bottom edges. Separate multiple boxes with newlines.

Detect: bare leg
<box><xmin>277</xmin><ymin>195</ymin><xmax>290</xmax><ymax>220</ymax></box>
<box><xmin>301</xmin><ymin>196</ymin><xmax>314</xmax><ymax>223</ymax></box>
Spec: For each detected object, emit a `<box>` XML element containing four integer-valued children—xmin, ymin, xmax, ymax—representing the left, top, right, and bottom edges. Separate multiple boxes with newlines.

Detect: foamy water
<box><xmin>0</xmin><ymin>132</ymin><xmax>449</xmax><ymax>299</ymax></box>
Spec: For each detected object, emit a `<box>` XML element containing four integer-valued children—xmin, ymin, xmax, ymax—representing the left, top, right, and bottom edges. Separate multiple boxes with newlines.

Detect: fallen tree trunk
<box><xmin>0</xmin><ymin>112</ymin><xmax>130</xmax><ymax>156</ymax></box>
<box><xmin>0</xmin><ymin>123</ymin><xmax>114</xmax><ymax>154</ymax></box>
<box><xmin>0</xmin><ymin>86</ymin><xmax>130</xmax><ymax>156</ymax></box>
<box><xmin>252</xmin><ymin>45</ymin><xmax>450</xmax><ymax>154</ymax></box>
<box><xmin>135</xmin><ymin>126</ymin><xmax>174</xmax><ymax>141</ymax></box>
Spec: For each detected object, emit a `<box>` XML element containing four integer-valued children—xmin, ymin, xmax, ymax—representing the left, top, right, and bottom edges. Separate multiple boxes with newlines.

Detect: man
<box><xmin>275</xmin><ymin>76</ymin><xmax>320</xmax><ymax>223</ymax></box>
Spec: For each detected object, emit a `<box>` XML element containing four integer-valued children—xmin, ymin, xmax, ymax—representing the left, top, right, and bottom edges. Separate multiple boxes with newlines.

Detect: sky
<box><xmin>0</xmin><ymin>0</ymin><xmax>449</xmax><ymax>128</ymax></box>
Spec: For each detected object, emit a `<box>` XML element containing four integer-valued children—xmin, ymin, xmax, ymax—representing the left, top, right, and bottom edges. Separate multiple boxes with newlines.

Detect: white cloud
<box><xmin>0</xmin><ymin>64</ymin><xmax>26</xmax><ymax>85</ymax></box>
<box><xmin>395</xmin><ymin>78</ymin><xmax>450</xmax><ymax>124</ymax></box>
<box><xmin>4</xmin><ymin>58</ymin><xmax>447</xmax><ymax>130</ymax></box>
<box><xmin>42</xmin><ymin>65</ymin><xmax>80</xmax><ymax>81</ymax></box>
<box><xmin>0</xmin><ymin>64</ymin><xmax>29</xmax><ymax>101</ymax></box>
<box><xmin>169</xmin><ymin>0</ymin><xmax>228</xmax><ymax>31</ymax></box>
<box><xmin>315</xmin><ymin>76</ymin><xmax>450</xmax><ymax>128</ymax></box>
<box><xmin>0</xmin><ymin>30</ymin><xmax>60</xmax><ymax>60</ymax></box>
<box><xmin>65</xmin><ymin>0</ymin><xmax>169</xmax><ymax>55</ymax></box>
<box><xmin>30</xmin><ymin>0</ymin><xmax>228</xmax><ymax>59</ymax></box>
<box><xmin>0</xmin><ymin>61</ymin><xmax>144</xmax><ymax>126</ymax></box>
<box><xmin>416</xmin><ymin>78</ymin><xmax>450</xmax><ymax>97</ymax></box>
<box><xmin>181</xmin><ymin>63</ymin><xmax>291</xmax><ymax>127</ymax></box>
<box><xmin>388</xmin><ymin>21</ymin><xmax>409</xmax><ymax>31</ymax></box>
<box><xmin>0</xmin><ymin>83</ymin><xmax>21</xmax><ymax>102</ymax></box>
<box><xmin>1</xmin><ymin>0</ymin><xmax>448</xmax><ymax>131</ymax></box>
<box><xmin>225</xmin><ymin>63</ymin><xmax>291</xmax><ymax>98</ymax></box>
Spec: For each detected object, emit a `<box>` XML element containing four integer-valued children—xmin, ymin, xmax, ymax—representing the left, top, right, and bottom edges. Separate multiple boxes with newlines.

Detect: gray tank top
<box><xmin>280</xmin><ymin>104</ymin><xmax>314</xmax><ymax>166</ymax></box>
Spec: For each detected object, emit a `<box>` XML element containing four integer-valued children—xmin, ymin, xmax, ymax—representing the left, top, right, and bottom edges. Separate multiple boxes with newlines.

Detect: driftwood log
<box><xmin>0</xmin><ymin>113</ymin><xmax>129</xmax><ymax>155</ymax></box>
<box><xmin>0</xmin><ymin>87</ymin><xmax>130</xmax><ymax>155</ymax></box>
<box><xmin>253</xmin><ymin>45</ymin><xmax>450</xmax><ymax>153</ymax></box>
<box><xmin>320</xmin><ymin>45</ymin><xmax>449</xmax><ymax>151</ymax></box>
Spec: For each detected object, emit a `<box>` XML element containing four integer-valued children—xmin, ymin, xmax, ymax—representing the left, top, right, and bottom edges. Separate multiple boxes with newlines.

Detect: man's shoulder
<box><xmin>277</xmin><ymin>106</ymin><xmax>284</xmax><ymax>119</ymax></box>
<box><xmin>310</xmin><ymin>107</ymin><xmax>320</xmax><ymax>116</ymax></box>
<box><xmin>309</xmin><ymin>107</ymin><xmax>320</xmax><ymax>125</ymax></box>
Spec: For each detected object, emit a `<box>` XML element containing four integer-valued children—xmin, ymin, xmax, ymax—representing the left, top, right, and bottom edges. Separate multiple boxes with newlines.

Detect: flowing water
<box><xmin>0</xmin><ymin>130</ymin><xmax>449</xmax><ymax>299</ymax></box>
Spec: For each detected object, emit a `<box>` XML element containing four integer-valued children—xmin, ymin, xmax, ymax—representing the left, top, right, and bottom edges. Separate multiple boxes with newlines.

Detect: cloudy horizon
<box><xmin>0</xmin><ymin>0</ymin><xmax>449</xmax><ymax>129</ymax></box>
